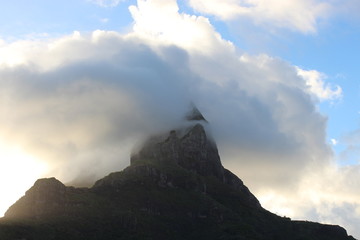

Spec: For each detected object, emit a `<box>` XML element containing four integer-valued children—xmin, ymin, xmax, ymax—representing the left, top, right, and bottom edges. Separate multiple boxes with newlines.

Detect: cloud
<box><xmin>0</xmin><ymin>0</ymin><xmax>326</xmax><ymax>204</ymax></box>
<box><xmin>259</xmin><ymin>164</ymin><xmax>360</xmax><ymax>238</ymax></box>
<box><xmin>88</xmin><ymin>0</ymin><xmax>124</xmax><ymax>8</ymax></box>
<box><xmin>343</xmin><ymin>129</ymin><xmax>360</xmax><ymax>146</ymax></box>
<box><xmin>187</xmin><ymin>0</ymin><xmax>331</xmax><ymax>33</ymax></box>
<box><xmin>297</xmin><ymin>68</ymin><xmax>342</xmax><ymax>101</ymax></box>
<box><xmin>337</xmin><ymin>129</ymin><xmax>360</xmax><ymax>165</ymax></box>
<box><xmin>128</xmin><ymin>0</ymin><xmax>234</xmax><ymax>54</ymax></box>
<box><xmin>331</xmin><ymin>138</ymin><xmax>338</xmax><ymax>146</ymax></box>
<box><xmin>0</xmin><ymin>31</ymin><xmax>194</xmax><ymax>183</ymax></box>
<box><xmin>128</xmin><ymin>0</ymin><xmax>336</xmax><ymax>190</ymax></box>
<box><xmin>331</xmin><ymin>0</ymin><xmax>360</xmax><ymax>21</ymax></box>
<box><xmin>0</xmin><ymin>0</ymin><xmax>358</xmax><ymax>237</ymax></box>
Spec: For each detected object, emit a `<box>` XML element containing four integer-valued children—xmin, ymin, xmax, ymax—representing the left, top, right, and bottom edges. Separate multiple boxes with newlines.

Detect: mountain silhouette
<box><xmin>0</xmin><ymin>107</ymin><xmax>356</xmax><ymax>240</ymax></box>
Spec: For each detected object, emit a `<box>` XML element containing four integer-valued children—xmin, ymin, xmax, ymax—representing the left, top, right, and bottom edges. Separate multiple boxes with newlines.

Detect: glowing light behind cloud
<box><xmin>0</xmin><ymin>142</ymin><xmax>47</xmax><ymax>216</ymax></box>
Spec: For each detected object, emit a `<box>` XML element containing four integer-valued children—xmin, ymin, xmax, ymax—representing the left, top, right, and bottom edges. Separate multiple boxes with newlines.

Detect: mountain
<box><xmin>0</xmin><ymin>107</ymin><xmax>356</xmax><ymax>240</ymax></box>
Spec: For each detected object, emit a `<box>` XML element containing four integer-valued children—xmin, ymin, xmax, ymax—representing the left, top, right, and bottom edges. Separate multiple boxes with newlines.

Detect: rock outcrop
<box><xmin>5</xmin><ymin>178</ymin><xmax>66</xmax><ymax>219</ymax></box>
<box><xmin>130</xmin><ymin>120</ymin><xmax>260</xmax><ymax>208</ymax></box>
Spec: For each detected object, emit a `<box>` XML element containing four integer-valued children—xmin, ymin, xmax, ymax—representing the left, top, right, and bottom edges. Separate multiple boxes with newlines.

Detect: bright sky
<box><xmin>0</xmin><ymin>0</ymin><xmax>359</xmax><ymax>238</ymax></box>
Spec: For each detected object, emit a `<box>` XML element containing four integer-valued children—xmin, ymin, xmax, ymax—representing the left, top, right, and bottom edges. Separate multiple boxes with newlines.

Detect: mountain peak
<box><xmin>130</xmin><ymin>123</ymin><xmax>224</xmax><ymax>178</ymax></box>
<box><xmin>129</xmin><ymin>121</ymin><xmax>261</xmax><ymax>209</ymax></box>
<box><xmin>185</xmin><ymin>105</ymin><xmax>207</xmax><ymax>122</ymax></box>
<box><xmin>0</xmin><ymin>110</ymin><xmax>356</xmax><ymax>240</ymax></box>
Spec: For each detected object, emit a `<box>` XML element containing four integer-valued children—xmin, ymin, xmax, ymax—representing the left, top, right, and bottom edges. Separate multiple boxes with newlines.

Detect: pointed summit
<box><xmin>185</xmin><ymin>104</ymin><xmax>207</xmax><ymax>122</ymax></box>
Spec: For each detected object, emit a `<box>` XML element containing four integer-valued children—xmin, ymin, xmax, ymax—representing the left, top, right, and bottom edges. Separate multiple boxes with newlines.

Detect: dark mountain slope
<box><xmin>0</xmin><ymin>109</ymin><xmax>356</xmax><ymax>240</ymax></box>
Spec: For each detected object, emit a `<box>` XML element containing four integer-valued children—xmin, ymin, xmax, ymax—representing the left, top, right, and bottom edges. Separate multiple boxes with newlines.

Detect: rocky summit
<box><xmin>0</xmin><ymin>107</ymin><xmax>356</xmax><ymax>240</ymax></box>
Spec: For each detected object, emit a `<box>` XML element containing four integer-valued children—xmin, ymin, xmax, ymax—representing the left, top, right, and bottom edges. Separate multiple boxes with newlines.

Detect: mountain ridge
<box><xmin>0</xmin><ymin>108</ymin><xmax>356</xmax><ymax>240</ymax></box>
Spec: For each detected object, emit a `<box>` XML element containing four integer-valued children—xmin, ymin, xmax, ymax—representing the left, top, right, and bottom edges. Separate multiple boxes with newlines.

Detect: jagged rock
<box><xmin>185</xmin><ymin>105</ymin><xmax>207</xmax><ymax>122</ymax></box>
<box><xmin>131</xmin><ymin>124</ymin><xmax>223</xmax><ymax>178</ymax></box>
<box><xmin>130</xmin><ymin>122</ymin><xmax>261</xmax><ymax>208</ymax></box>
<box><xmin>5</xmin><ymin>177</ymin><xmax>95</xmax><ymax>221</ymax></box>
<box><xmin>5</xmin><ymin>178</ymin><xmax>67</xmax><ymax>219</ymax></box>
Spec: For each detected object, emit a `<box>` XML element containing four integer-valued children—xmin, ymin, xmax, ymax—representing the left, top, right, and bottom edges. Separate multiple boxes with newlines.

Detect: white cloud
<box><xmin>297</xmin><ymin>68</ymin><xmax>342</xmax><ymax>101</ymax></box>
<box><xmin>129</xmin><ymin>0</ymin><xmax>234</xmax><ymax>55</ymax></box>
<box><xmin>187</xmin><ymin>0</ymin><xmax>331</xmax><ymax>33</ymax></box>
<box><xmin>331</xmin><ymin>138</ymin><xmax>338</xmax><ymax>145</ymax></box>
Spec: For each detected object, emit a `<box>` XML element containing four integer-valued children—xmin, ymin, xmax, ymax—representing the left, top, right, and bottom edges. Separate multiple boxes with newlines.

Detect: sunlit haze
<box><xmin>0</xmin><ymin>142</ymin><xmax>47</xmax><ymax>216</ymax></box>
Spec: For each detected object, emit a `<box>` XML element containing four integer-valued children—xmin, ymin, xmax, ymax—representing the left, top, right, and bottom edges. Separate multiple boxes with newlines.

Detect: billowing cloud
<box><xmin>129</xmin><ymin>0</ymin><xmax>234</xmax><ymax>54</ymax></box>
<box><xmin>0</xmin><ymin>0</ymin><xmax>358</xmax><ymax>238</ymax></box>
<box><xmin>0</xmin><ymin>30</ymin><xmax>194</xmax><ymax>181</ymax></box>
<box><xmin>187</xmin><ymin>0</ymin><xmax>331</xmax><ymax>33</ymax></box>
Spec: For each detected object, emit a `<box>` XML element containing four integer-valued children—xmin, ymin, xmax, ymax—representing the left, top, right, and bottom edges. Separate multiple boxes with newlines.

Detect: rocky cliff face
<box><xmin>130</xmin><ymin>121</ymin><xmax>260</xmax><ymax>208</ymax></box>
<box><xmin>4</xmin><ymin>177</ymin><xmax>95</xmax><ymax>221</ymax></box>
<box><xmin>132</xmin><ymin>124</ymin><xmax>223</xmax><ymax>178</ymax></box>
<box><xmin>0</xmin><ymin>107</ymin><xmax>356</xmax><ymax>240</ymax></box>
<box><xmin>5</xmin><ymin>178</ymin><xmax>66</xmax><ymax>219</ymax></box>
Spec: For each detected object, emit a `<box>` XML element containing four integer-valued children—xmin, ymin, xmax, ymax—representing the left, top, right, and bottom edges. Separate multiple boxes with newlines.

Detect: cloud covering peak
<box><xmin>0</xmin><ymin>0</ymin><xmax>330</xmax><ymax>197</ymax></box>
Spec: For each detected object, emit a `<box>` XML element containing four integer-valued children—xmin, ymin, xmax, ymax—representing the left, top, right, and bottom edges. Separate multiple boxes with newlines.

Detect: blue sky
<box><xmin>0</xmin><ymin>0</ymin><xmax>133</xmax><ymax>38</ymax></box>
<box><xmin>0</xmin><ymin>0</ymin><xmax>360</xmax><ymax>238</ymax></box>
